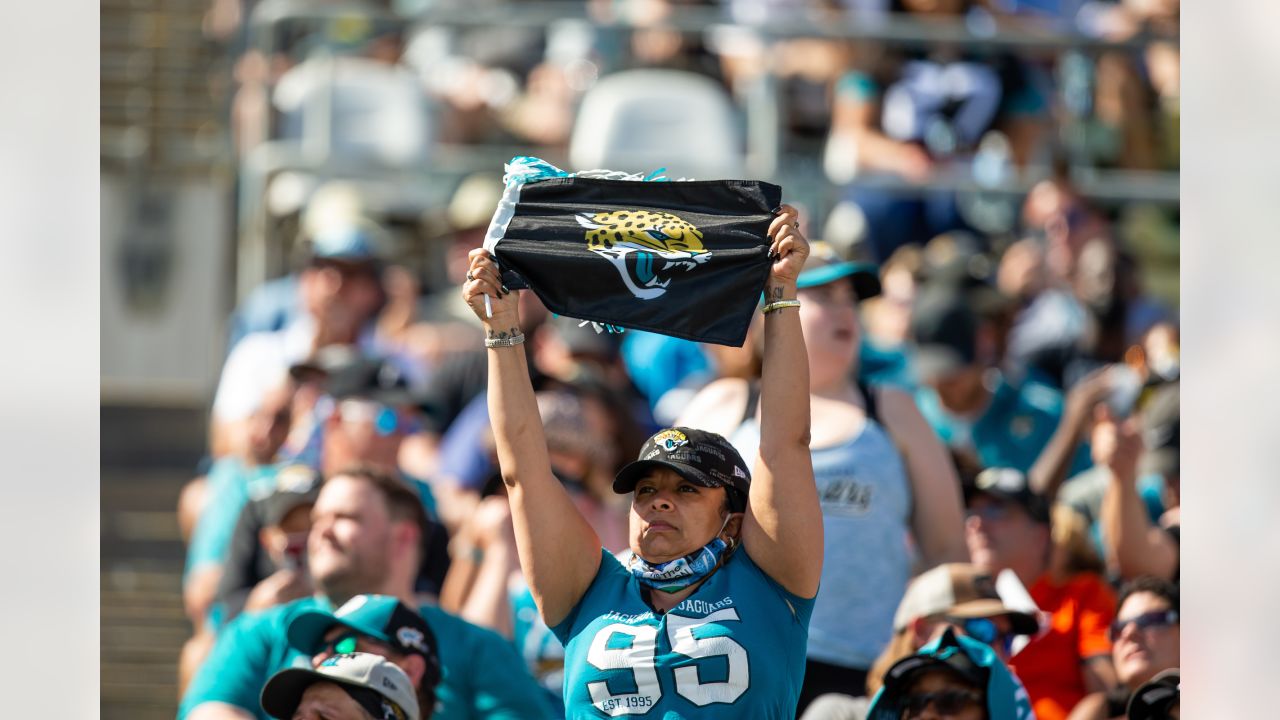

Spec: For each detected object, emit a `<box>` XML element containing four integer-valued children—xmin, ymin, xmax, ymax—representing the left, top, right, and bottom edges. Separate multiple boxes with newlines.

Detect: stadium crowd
<box><xmin>175</xmin><ymin>0</ymin><xmax>1179</xmax><ymax>717</ymax></box>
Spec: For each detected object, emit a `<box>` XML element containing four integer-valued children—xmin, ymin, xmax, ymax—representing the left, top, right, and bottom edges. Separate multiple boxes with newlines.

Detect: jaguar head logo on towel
<box><xmin>576</xmin><ymin>209</ymin><xmax>711</xmax><ymax>300</ymax></box>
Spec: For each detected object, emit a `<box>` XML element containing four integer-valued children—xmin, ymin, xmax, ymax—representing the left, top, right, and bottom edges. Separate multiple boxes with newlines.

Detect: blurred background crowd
<box><xmin>99</xmin><ymin>0</ymin><xmax>1178</xmax><ymax>717</ymax></box>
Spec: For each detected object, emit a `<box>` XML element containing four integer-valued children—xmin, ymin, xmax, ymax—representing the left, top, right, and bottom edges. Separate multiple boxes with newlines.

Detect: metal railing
<box><xmin>231</xmin><ymin>0</ymin><xmax>1178</xmax><ymax>292</ymax></box>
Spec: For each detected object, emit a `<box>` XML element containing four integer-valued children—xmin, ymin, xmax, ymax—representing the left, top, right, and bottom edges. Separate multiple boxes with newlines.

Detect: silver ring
<box><xmin>466</xmin><ymin>271</ymin><xmax>474</xmax><ymax>281</ymax></box>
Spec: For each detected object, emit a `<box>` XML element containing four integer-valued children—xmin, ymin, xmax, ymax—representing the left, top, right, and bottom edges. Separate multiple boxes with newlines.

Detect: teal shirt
<box><xmin>179</xmin><ymin>596</ymin><xmax>555</xmax><ymax>720</ymax></box>
<box><xmin>511</xmin><ymin>582</ymin><xmax>567</xmax><ymax>717</ymax></box>
<box><xmin>915</xmin><ymin>373</ymin><xmax>1092</xmax><ymax>476</ymax></box>
<box><xmin>552</xmin><ymin>549</ymin><xmax>815</xmax><ymax>719</ymax></box>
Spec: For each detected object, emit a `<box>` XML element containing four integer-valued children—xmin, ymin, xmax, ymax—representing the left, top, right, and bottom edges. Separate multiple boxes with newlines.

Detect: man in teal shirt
<box><xmin>910</xmin><ymin>286</ymin><xmax>1091</xmax><ymax>478</ymax></box>
<box><xmin>180</xmin><ymin>466</ymin><xmax>553</xmax><ymax>720</ymax></box>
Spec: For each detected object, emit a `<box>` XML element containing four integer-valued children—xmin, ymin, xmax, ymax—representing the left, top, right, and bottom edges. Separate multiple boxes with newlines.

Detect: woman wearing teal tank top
<box><xmin>461</xmin><ymin>205</ymin><xmax>824</xmax><ymax>718</ymax></box>
<box><xmin>679</xmin><ymin>242</ymin><xmax>969</xmax><ymax>711</ymax></box>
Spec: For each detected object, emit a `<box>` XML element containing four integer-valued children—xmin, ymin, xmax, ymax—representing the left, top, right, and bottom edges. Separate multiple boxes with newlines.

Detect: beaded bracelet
<box><xmin>484</xmin><ymin>332</ymin><xmax>526</xmax><ymax>348</ymax></box>
<box><xmin>762</xmin><ymin>300</ymin><xmax>802</xmax><ymax>314</ymax></box>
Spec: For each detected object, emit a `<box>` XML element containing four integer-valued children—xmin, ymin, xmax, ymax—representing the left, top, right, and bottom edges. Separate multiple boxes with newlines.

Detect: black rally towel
<box><xmin>489</xmin><ymin>177</ymin><xmax>782</xmax><ymax>347</ymax></box>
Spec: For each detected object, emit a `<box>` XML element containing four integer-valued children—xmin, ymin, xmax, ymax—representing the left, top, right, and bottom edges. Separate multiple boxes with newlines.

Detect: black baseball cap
<box><xmin>1127</xmin><ymin>668</ymin><xmax>1179</xmax><ymax>720</ymax></box>
<box><xmin>881</xmin><ymin>627</ymin><xmax>988</xmax><ymax>697</ymax></box>
<box><xmin>255</xmin><ymin>465</ymin><xmax>322</xmax><ymax>527</ymax></box>
<box><xmin>613</xmin><ymin>427</ymin><xmax>751</xmax><ymax>512</ymax></box>
<box><xmin>911</xmin><ymin>286</ymin><xmax>979</xmax><ymax>382</ymax></box>
<box><xmin>964</xmin><ymin>467</ymin><xmax>1051</xmax><ymax>526</ymax></box>
<box><xmin>324</xmin><ymin>356</ymin><xmax>418</xmax><ymax>407</ymax></box>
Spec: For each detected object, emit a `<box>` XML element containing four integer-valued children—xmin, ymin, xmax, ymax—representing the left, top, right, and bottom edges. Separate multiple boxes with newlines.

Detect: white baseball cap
<box><xmin>260</xmin><ymin>652</ymin><xmax>420</xmax><ymax>720</ymax></box>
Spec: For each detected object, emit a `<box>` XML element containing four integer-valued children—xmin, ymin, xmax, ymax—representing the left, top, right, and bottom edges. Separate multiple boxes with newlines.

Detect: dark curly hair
<box><xmin>1117</xmin><ymin>576</ymin><xmax>1179</xmax><ymax>615</ymax></box>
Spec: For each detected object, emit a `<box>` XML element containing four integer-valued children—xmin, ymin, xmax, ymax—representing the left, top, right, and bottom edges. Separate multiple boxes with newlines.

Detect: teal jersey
<box><xmin>916</xmin><ymin>373</ymin><xmax>1092</xmax><ymax>477</ymax></box>
<box><xmin>179</xmin><ymin>596</ymin><xmax>555</xmax><ymax>720</ymax></box>
<box><xmin>511</xmin><ymin>581</ymin><xmax>568</xmax><ymax>716</ymax></box>
<box><xmin>552</xmin><ymin>549</ymin><xmax>815</xmax><ymax>719</ymax></box>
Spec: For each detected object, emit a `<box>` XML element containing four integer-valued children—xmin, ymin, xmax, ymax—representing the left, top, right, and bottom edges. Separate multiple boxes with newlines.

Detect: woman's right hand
<box><xmin>462</xmin><ymin>248</ymin><xmax>520</xmax><ymax>329</ymax></box>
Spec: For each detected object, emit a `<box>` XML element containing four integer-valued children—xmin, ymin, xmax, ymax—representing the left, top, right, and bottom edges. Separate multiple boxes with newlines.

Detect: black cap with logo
<box><xmin>613</xmin><ymin>427</ymin><xmax>751</xmax><ymax>512</ymax></box>
<box><xmin>964</xmin><ymin>467</ymin><xmax>1051</xmax><ymax>526</ymax></box>
<box><xmin>911</xmin><ymin>285</ymin><xmax>980</xmax><ymax>382</ymax></box>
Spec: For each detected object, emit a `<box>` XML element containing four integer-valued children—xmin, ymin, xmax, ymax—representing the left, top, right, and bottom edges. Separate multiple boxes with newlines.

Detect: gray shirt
<box><xmin>730</xmin><ymin>415</ymin><xmax>913</xmax><ymax>668</ymax></box>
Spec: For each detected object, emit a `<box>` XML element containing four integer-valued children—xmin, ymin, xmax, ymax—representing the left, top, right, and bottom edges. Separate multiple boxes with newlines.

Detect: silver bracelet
<box><xmin>762</xmin><ymin>299</ymin><xmax>801</xmax><ymax>314</ymax></box>
<box><xmin>484</xmin><ymin>331</ymin><xmax>526</xmax><ymax>348</ymax></box>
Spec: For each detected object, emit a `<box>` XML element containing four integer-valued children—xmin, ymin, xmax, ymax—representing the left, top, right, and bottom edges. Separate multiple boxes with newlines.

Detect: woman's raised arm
<box><xmin>738</xmin><ymin>206</ymin><xmax>824</xmax><ymax>598</ymax></box>
<box><xmin>463</xmin><ymin>249</ymin><xmax>602</xmax><ymax>626</ymax></box>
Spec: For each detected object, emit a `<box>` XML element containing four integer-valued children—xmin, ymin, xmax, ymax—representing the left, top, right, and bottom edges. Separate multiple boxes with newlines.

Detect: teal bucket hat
<box><xmin>866</xmin><ymin>627</ymin><xmax>1035</xmax><ymax>720</ymax></box>
<box><xmin>796</xmin><ymin>241</ymin><xmax>882</xmax><ymax>301</ymax></box>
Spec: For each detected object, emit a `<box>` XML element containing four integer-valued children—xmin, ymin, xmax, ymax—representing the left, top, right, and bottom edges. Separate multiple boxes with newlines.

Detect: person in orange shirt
<box><xmin>965</xmin><ymin>467</ymin><xmax>1119</xmax><ymax>720</ymax></box>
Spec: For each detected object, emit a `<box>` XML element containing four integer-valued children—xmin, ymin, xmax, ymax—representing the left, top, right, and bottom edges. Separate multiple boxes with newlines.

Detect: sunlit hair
<box><xmin>1050</xmin><ymin>504</ymin><xmax>1104</xmax><ymax>576</ymax></box>
<box><xmin>323</xmin><ymin>464</ymin><xmax>428</xmax><ymax>559</ymax></box>
<box><xmin>866</xmin><ymin>625</ymin><xmax>919</xmax><ymax>696</ymax></box>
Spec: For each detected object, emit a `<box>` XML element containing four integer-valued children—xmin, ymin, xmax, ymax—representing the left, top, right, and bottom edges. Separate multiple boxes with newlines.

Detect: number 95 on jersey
<box><xmin>582</xmin><ymin>608</ymin><xmax>750</xmax><ymax>716</ymax></box>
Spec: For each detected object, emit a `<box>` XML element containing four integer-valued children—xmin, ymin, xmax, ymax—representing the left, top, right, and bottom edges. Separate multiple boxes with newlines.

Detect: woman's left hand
<box><xmin>766</xmin><ymin>204</ymin><xmax>810</xmax><ymax>289</ymax></box>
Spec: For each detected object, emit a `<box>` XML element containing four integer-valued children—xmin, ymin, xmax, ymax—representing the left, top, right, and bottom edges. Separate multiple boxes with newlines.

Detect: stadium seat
<box><xmin>569</xmin><ymin>69</ymin><xmax>745</xmax><ymax>179</ymax></box>
<box><xmin>272</xmin><ymin>54</ymin><xmax>432</xmax><ymax>168</ymax></box>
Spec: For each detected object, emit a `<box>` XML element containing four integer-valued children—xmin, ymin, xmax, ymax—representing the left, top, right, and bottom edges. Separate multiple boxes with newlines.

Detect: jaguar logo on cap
<box><xmin>652</xmin><ymin>429</ymin><xmax>689</xmax><ymax>452</ymax></box>
<box><xmin>976</xmin><ymin>468</ymin><xmax>1024</xmax><ymax>492</ymax></box>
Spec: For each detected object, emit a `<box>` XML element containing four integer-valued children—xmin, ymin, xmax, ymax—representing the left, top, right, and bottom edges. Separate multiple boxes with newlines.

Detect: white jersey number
<box><xmin>585</xmin><ymin>609</ymin><xmax>749</xmax><ymax>716</ymax></box>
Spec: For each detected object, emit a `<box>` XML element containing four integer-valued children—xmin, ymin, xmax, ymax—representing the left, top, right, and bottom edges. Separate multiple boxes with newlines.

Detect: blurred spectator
<box><xmin>286</xmin><ymin>354</ymin><xmax>453</xmax><ymax>596</ymax></box>
<box><xmin>1098</xmin><ymin>384</ymin><xmax>1179</xmax><ymax>583</ymax></box>
<box><xmin>1125</xmin><ymin>668</ymin><xmax>1178</xmax><ymax>720</ymax></box>
<box><xmin>184</xmin><ymin>380</ymin><xmax>296</xmax><ymax>622</ymax></box>
<box><xmin>911</xmin><ymin>284</ymin><xmax>1093</xmax><ymax>478</ymax></box>
<box><xmin>965</xmin><ymin>467</ymin><xmax>1118</xmax><ymax>720</ymax></box>
<box><xmin>1072</xmin><ymin>238</ymin><xmax>1169</xmax><ymax>370</ymax></box>
<box><xmin>862</xmin><ymin>627</ymin><xmax>1035</xmax><ymax>720</ymax></box>
<box><xmin>286</xmin><ymin>596</ymin><xmax>444</xmax><ymax>720</ymax></box>
<box><xmin>211</xmin><ymin>219</ymin><xmax>405</xmax><ymax>459</ymax></box>
<box><xmin>180</xmin><ymin>466</ymin><xmax>553</xmax><ymax>720</ymax></box>
<box><xmin>680</xmin><ymin>243</ymin><xmax>967</xmax><ymax>711</ymax></box>
<box><xmin>215</xmin><ymin>465</ymin><xmax>323</xmax><ymax>625</ymax></box>
<box><xmin>824</xmin><ymin>0</ymin><xmax>1050</xmax><ymax>259</ymax></box>
<box><xmin>415</xmin><ymin>290</ymin><xmax>550</xmax><ymax>442</ymax></box>
<box><xmin>859</xmin><ymin>245</ymin><xmax>922</xmax><ymax>353</ymax></box>
<box><xmin>1048</xmin><ymin>503</ymin><xmax>1107</xmax><ymax>581</ymax></box>
<box><xmin>1054</xmin><ymin>379</ymin><xmax>1177</xmax><ymax>572</ymax></box>
<box><xmin>649</xmin><ymin>318</ymin><xmax>765</xmax><ymax>426</ymax></box>
<box><xmin>418</xmin><ymin>296</ymin><xmax>647</xmax><ymax>535</ymax></box>
<box><xmin>260</xmin><ymin>651</ymin><xmax>424</xmax><ymax>720</ymax></box>
<box><xmin>177</xmin><ymin>380</ymin><xmax>298</xmax><ymax>695</ymax></box>
<box><xmin>1019</xmin><ymin>178</ymin><xmax>1110</xmax><ymax>286</ymax></box>
<box><xmin>404</xmin><ymin>16</ymin><xmax>546</xmax><ymax>146</ymax></box>
<box><xmin>621</xmin><ymin>330</ymin><xmax>714</xmax><ymax>418</ymax></box>
<box><xmin>1067</xmin><ymin>577</ymin><xmax>1178</xmax><ymax>720</ymax></box>
<box><xmin>417</xmin><ymin>174</ymin><xmax>502</xmax><ymax>329</ymax></box>
<box><xmin>867</xmin><ymin>563</ymin><xmax>1041</xmax><ymax>696</ymax></box>
<box><xmin>226</xmin><ymin>183</ymin><xmax>368</xmax><ymax>353</ymax></box>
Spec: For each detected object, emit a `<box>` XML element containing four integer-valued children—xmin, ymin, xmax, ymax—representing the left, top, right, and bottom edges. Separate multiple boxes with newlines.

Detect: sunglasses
<box><xmin>965</xmin><ymin>503</ymin><xmax>1013</xmax><ymax>523</ymax></box>
<box><xmin>1110</xmin><ymin>609</ymin><xmax>1179</xmax><ymax>641</ymax></box>
<box><xmin>946</xmin><ymin>616</ymin><xmax>1015</xmax><ymax>656</ymax></box>
<box><xmin>900</xmin><ymin>688</ymin><xmax>983</xmax><ymax>716</ymax></box>
<box><xmin>334</xmin><ymin>398</ymin><xmax>421</xmax><ymax>437</ymax></box>
<box><xmin>317</xmin><ymin>631</ymin><xmax>393</xmax><ymax>657</ymax></box>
